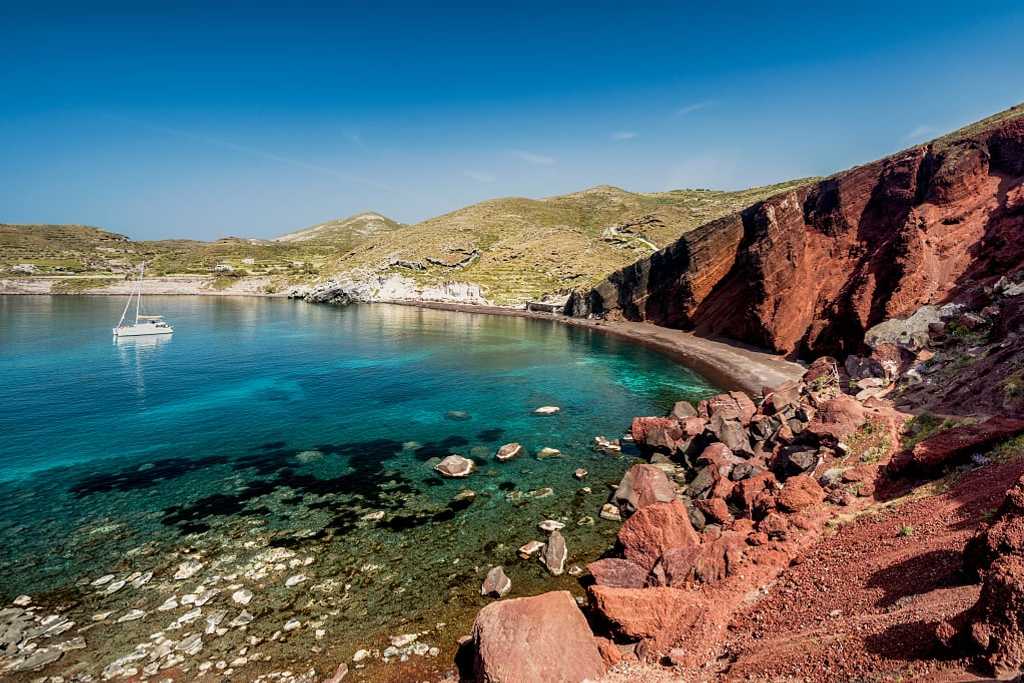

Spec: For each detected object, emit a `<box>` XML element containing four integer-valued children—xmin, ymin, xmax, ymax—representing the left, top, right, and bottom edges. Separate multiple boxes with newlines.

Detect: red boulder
<box><xmin>617</xmin><ymin>500</ymin><xmax>700</xmax><ymax>570</ymax></box>
<box><xmin>776</xmin><ymin>474</ymin><xmax>825</xmax><ymax>512</ymax></box>
<box><xmin>472</xmin><ymin>591</ymin><xmax>605</xmax><ymax>682</ymax></box>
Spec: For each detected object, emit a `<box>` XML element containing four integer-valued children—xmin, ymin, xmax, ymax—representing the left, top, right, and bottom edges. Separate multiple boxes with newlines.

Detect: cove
<box><xmin>0</xmin><ymin>295</ymin><xmax>718</xmax><ymax>680</ymax></box>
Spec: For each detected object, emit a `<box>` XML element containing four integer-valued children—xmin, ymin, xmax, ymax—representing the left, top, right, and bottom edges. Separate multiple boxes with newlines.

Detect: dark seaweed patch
<box><xmin>412</xmin><ymin>435</ymin><xmax>471</xmax><ymax>461</ymax></box>
<box><xmin>476</xmin><ymin>428</ymin><xmax>505</xmax><ymax>442</ymax></box>
<box><xmin>155</xmin><ymin>438</ymin><xmax>432</xmax><ymax>536</ymax></box>
<box><xmin>69</xmin><ymin>455</ymin><xmax>230</xmax><ymax>497</ymax></box>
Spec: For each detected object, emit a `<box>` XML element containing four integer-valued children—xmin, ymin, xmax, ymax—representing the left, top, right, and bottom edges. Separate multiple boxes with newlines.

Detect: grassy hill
<box><xmin>323</xmin><ymin>180</ymin><xmax>814</xmax><ymax>304</ymax></box>
<box><xmin>273</xmin><ymin>211</ymin><xmax>404</xmax><ymax>247</ymax></box>
<box><xmin>1</xmin><ymin>179</ymin><xmax>814</xmax><ymax>301</ymax></box>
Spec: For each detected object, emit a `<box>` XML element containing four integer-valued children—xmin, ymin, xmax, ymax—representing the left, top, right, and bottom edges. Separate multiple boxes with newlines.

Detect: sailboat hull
<box><xmin>113</xmin><ymin>323</ymin><xmax>174</xmax><ymax>337</ymax></box>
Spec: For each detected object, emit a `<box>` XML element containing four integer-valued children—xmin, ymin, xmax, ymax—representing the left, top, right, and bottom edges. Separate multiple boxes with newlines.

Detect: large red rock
<box><xmin>472</xmin><ymin>591</ymin><xmax>605</xmax><ymax>682</ymax></box>
<box><xmin>612</xmin><ymin>463</ymin><xmax>677</xmax><ymax>515</ymax></box>
<box><xmin>694</xmin><ymin>497</ymin><xmax>733</xmax><ymax>525</ymax></box>
<box><xmin>658</xmin><ymin>533</ymin><xmax>745</xmax><ymax>586</ymax></box>
<box><xmin>776</xmin><ymin>474</ymin><xmax>825</xmax><ymax>512</ymax></box>
<box><xmin>966</xmin><ymin>554</ymin><xmax>1024</xmax><ymax>678</ymax></box>
<box><xmin>617</xmin><ymin>500</ymin><xmax>700</xmax><ymax>570</ymax></box>
<box><xmin>804</xmin><ymin>394</ymin><xmax>867</xmax><ymax>442</ymax></box>
<box><xmin>630</xmin><ymin>417</ymin><xmax>684</xmax><ymax>453</ymax></box>
<box><xmin>697</xmin><ymin>391</ymin><xmax>757</xmax><ymax>425</ymax></box>
<box><xmin>891</xmin><ymin>417</ymin><xmax>1024</xmax><ymax>475</ymax></box>
<box><xmin>588</xmin><ymin>585</ymin><xmax>701</xmax><ymax>652</ymax></box>
<box><xmin>586</xmin><ymin>558</ymin><xmax>650</xmax><ymax>588</ymax></box>
<box><xmin>568</xmin><ymin>109</ymin><xmax>1024</xmax><ymax>358</ymax></box>
<box><xmin>729</xmin><ymin>471</ymin><xmax>778</xmax><ymax>513</ymax></box>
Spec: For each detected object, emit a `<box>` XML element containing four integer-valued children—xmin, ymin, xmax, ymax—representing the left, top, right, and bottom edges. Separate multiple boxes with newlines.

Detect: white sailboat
<box><xmin>113</xmin><ymin>263</ymin><xmax>174</xmax><ymax>337</ymax></box>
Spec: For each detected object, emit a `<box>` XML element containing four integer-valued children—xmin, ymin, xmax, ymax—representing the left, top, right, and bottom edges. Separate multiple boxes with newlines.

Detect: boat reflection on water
<box><xmin>114</xmin><ymin>331</ymin><xmax>172</xmax><ymax>398</ymax></box>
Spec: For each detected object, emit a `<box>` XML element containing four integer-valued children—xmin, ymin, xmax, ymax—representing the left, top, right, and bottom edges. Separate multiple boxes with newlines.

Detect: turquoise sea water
<box><xmin>0</xmin><ymin>296</ymin><xmax>717</xmax><ymax>679</ymax></box>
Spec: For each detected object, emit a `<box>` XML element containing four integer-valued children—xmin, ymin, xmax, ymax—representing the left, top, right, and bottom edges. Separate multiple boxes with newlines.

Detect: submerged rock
<box><xmin>594</xmin><ymin>435</ymin><xmax>622</xmax><ymax>454</ymax></box>
<box><xmin>542</xmin><ymin>531</ymin><xmax>568</xmax><ymax>575</ymax></box>
<box><xmin>481</xmin><ymin>566</ymin><xmax>512</xmax><ymax>598</ymax></box>
<box><xmin>174</xmin><ymin>560</ymin><xmax>205</xmax><ymax>581</ymax></box>
<box><xmin>518</xmin><ymin>540</ymin><xmax>545</xmax><ymax>559</ymax></box>
<box><xmin>495</xmin><ymin>443</ymin><xmax>522</xmax><ymax>461</ymax></box>
<box><xmin>536</xmin><ymin>447</ymin><xmax>562</xmax><ymax>459</ymax></box>
<box><xmin>434</xmin><ymin>454</ymin><xmax>475</xmax><ymax>478</ymax></box>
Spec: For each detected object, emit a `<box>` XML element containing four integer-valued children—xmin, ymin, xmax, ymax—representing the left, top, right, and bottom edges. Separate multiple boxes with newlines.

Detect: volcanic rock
<box><xmin>617</xmin><ymin>500</ymin><xmax>699</xmax><ymax>570</ymax></box>
<box><xmin>657</xmin><ymin>533</ymin><xmax>745</xmax><ymax>586</ymax></box>
<box><xmin>694</xmin><ymin>497</ymin><xmax>733</xmax><ymax>525</ymax></box>
<box><xmin>517</xmin><ymin>540</ymin><xmax>545</xmax><ymax>559</ymax></box>
<box><xmin>670</xmin><ymin>400</ymin><xmax>698</xmax><ymax>419</ymax></box>
<box><xmin>481</xmin><ymin>566</ymin><xmax>512</xmax><ymax>598</ymax></box>
<box><xmin>630</xmin><ymin>417</ymin><xmax>685</xmax><ymax>454</ymax></box>
<box><xmin>472</xmin><ymin>591</ymin><xmax>605</xmax><ymax>682</ymax></box>
<box><xmin>599</xmin><ymin>503</ymin><xmax>622</xmax><ymax>522</ymax></box>
<box><xmin>588</xmin><ymin>585</ymin><xmax>701</xmax><ymax>652</ymax></box>
<box><xmin>586</xmin><ymin>558</ymin><xmax>650</xmax><ymax>589</ymax></box>
<box><xmin>891</xmin><ymin>417</ymin><xmax>1024</xmax><ymax>475</ymax></box>
<box><xmin>776</xmin><ymin>474</ymin><xmax>825</xmax><ymax>512</ymax></box>
<box><xmin>435</xmin><ymin>454</ymin><xmax>475</xmax><ymax>477</ymax></box>
<box><xmin>495</xmin><ymin>443</ymin><xmax>522</xmax><ymax>461</ymax></box>
<box><xmin>698</xmin><ymin>392</ymin><xmax>757</xmax><ymax>425</ymax></box>
<box><xmin>804</xmin><ymin>394</ymin><xmax>868</xmax><ymax>442</ymax></box>
<box><xmin>542</xmin><ymin>530</ymin><xmax>568</xmax><ymax>575</ymax></box>
<box><xmin>612</xmin><ymin>463</ymin><xmax>677</xmax><ymax>515</ymax></box>
<box><xmin>730</xmin><ymin>471</ymin><xmax>778</xmax><ymax>513</ymax></box>
<box><xmin>569</xmin><ymin>112</ymin><xmax>1024</xmax><ymax>358</ymax></box>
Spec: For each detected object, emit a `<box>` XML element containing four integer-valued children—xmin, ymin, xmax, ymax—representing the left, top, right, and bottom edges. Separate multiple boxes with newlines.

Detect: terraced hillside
<box><xmin>319</xmin><ymin>180</ymin><xmax>814</xmax><ymax>305</ymax></box>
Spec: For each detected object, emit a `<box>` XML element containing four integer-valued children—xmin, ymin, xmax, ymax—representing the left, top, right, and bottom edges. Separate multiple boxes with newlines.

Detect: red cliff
<box><xmin>569</xmin><ymin>105</ymin><xmax>1024</xmax><ymax>358</ymax></box>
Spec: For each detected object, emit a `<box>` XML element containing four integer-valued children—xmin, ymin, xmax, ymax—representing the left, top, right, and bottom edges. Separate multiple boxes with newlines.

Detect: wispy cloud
<box><xmin>510</xmin><ymin>149</ymin><xmax>556</xmax><ymax>166</ymax></box>
<box><xmin>902</xmin><ymin>124</ymin><xmax>939</xmax><ymax>143</ymax></box>
<box><xmin>676</xmin><ymin>100</ymin><xmax>712</xmax><ymax>116</ymax></box>
<box><xmin>104</xmin><ymin>114</ymin><xmax>395</xmax><ymax>192</ymax></box>
<box><xmin>463</xmin><ymin>170</ymin><xmax>496</xmax><ymax>183</ymax></box>
<box><xmin>610</xmin><ymin>131</ymin><xmax>638</xmax><ymax>141</ymax></box>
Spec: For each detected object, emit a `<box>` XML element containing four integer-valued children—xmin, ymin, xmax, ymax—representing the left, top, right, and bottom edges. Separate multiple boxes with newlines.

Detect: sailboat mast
<box><xmin>135</xmin><ymin>263</ymin><xmax>143</xmax><ymax>324</ymax></box>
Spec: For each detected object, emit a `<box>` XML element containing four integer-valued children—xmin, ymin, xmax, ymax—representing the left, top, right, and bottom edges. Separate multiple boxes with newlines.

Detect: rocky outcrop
<box><xmin>295</xmin><ymin>272</ymin><xmax>489</xmax><ymax>306</ymax></box>
<box><xmin>890</xmin><ymin>417</ymin><xmax>1024</xmax><ymax>475</ymax></box>
<box><xmin>941</xmin><ymin>474</ymin><xmax>1024</xmax><ymax>678</ymax></box>
<box><xmin>612</xmin><ymin>464</ymin><xmax>677</xmax><ymax>515</ymax></box>
<box><xmin>568</xmin><ymin>107</ymin><xmax>1024</xmax><ymax>359</ymax></box>
<box><xmin>471</xmin><ymin>591</ymin><xmax>605</xmax><ymax>682</ymax></box>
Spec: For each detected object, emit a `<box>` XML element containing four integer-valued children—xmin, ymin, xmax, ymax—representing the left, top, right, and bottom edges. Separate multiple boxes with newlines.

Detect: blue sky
<box><xmin>2</xmin><ymin>2</ymin><xmax>1023</xmax><ymax>239</ymax></box>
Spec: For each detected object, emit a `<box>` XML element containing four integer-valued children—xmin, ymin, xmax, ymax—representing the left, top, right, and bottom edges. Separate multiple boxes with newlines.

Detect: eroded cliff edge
<box><xmin>568</xmin><ymin>106</ymin><xmax>1024</xmax><ymax>359</ymax></box>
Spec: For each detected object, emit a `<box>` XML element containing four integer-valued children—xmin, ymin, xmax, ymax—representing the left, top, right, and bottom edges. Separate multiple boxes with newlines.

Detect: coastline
<box><xmin>0</xmin><ymin>282</ymin><xmax>804</xmax><ymax>394</ymax></box>
<box><xmin>383</xmin><ymin>300</ymin><xmax>804</xmax><ymax>395</ymax></box>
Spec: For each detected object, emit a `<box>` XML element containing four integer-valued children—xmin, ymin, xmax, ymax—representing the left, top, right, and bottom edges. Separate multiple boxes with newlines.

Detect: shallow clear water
<box><xmin>0</xmin><ymin>296</ymin><xmax>717</xmax><ymax>679</ymax></box>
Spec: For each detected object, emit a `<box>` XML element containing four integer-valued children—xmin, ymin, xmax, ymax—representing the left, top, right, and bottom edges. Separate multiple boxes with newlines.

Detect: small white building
<box><xmin>214</xmin><ymin>263</ymin><xmax>234</xmax><ymax>273</ymax></box>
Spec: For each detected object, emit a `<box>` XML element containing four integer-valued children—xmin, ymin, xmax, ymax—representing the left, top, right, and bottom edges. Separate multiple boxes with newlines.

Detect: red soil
<box><xmin>713</xmin><ymin>459</ymin><xmax>1024</xmax><ymax>682</ymax></box>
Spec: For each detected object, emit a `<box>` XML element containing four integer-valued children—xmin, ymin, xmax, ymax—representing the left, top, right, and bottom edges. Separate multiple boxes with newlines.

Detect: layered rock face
<box><xmin>568</xmin><ymin>108</ymin><xmax>1024</xmax><ymax>358</ymax></box>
